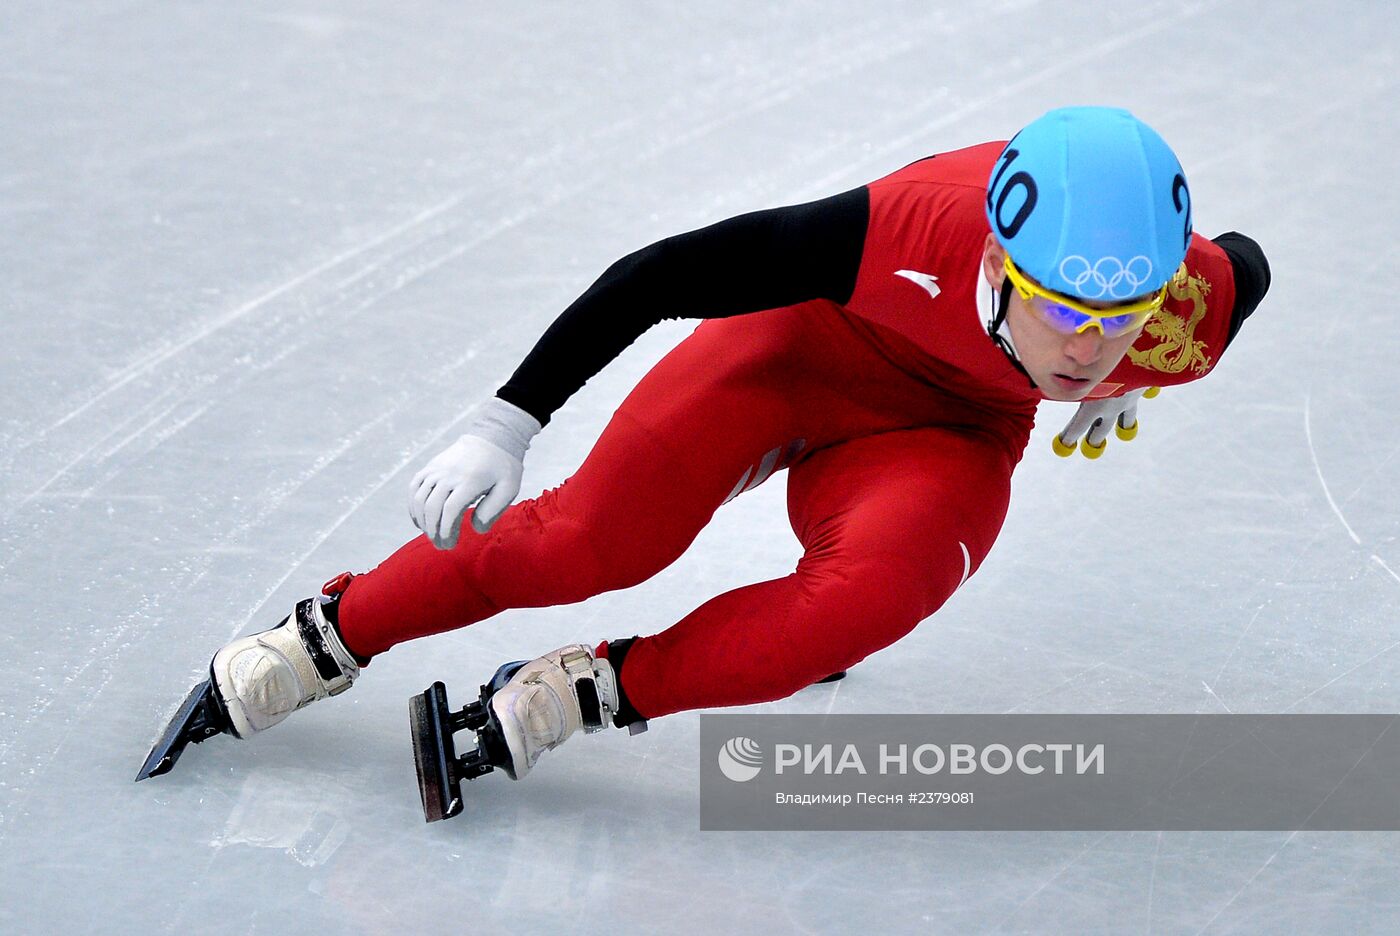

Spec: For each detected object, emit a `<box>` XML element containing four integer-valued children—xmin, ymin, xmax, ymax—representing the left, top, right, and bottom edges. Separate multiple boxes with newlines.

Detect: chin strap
<box><xmin>987</xmin><ymin>279</ymin><xmax>1036</xmax><ymax>389</ymax></box>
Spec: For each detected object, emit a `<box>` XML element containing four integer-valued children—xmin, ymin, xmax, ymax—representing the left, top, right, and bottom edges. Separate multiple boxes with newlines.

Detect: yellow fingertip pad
<box><xmin>1080</xmin><ymin>437</ymin><xmax>1107</xmax><ymax>459</ymax></box>
<box><xmin>1142</xmin><ymin>386</ymin><xmax>1161</xmax><ymax>399</ymax></box>
<box><xmin>1052</xmin><ymin>435</ymin><xmax>1076</xmax><ymax>458</ymax></box>
<box><xmin>1115</xmin><ymin>420</ymin><xmax>1139</xmax><ymax>442</ymax></box>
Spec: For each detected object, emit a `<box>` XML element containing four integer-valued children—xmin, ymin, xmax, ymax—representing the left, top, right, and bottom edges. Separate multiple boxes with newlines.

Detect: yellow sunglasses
<box><xmin>1003</xmin><ymin>254</ymin><xmax>1166</xmax><ymax>338</ymax></box>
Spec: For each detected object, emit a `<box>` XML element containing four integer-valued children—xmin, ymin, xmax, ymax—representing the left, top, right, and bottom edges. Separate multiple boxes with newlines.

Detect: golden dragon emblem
<box><xmin>1127</xmin><ymin>263</ymin><xmax>1214</xmax><ymax>376</ymax></box>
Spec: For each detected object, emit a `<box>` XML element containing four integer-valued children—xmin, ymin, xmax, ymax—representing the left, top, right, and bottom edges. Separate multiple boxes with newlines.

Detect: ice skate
<box><xmin>136</xmin><ymin>577</ymin><xmax>361</xmax><ymax>781</ymax></box>
<box><xmin>409</xmin><ymin>644</ymin><xmax>633</xmax><ymax>821</ymax></box>
<box><xmin>210</xmin><ymin>594</ymin><xmax>360</xmax><ymax>739</ymax></box>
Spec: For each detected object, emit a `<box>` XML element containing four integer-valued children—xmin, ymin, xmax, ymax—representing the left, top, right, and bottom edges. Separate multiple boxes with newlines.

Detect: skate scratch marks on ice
<box><xmin>1283</xmin><ymin>637</ymin><xmax>1400</xmax><ymax>713</ymax></box>
<box><xmin>1194</xmin><ymin>715</ymin><xmax>1400</xmax><ymax>935</ymax></box>
<box><xmin>42</xmin><ymin>192</ymin><xmax>468</xmax><ymax>437</ymax></box>
<box><xmin>7</xmin><ymin>15</ymin><xmax>957</xmax><ymax>537</ymax></box>
<box><xmin>800</xmin><ymin>0</ymin><xmax>1222</xmax><ymax>197</ymax></box>
<box><xmin>1303</xmin><ymin>393</ymin><xmax>1360</xmax><ymax>545</ymax></box>
<box><xmin>1000</xmin><ymin>662</ymin><xmax>1104</xmax><ymax>715</ymax></box>
<box><xmin>1204</xmin><ymin>517</ymin><xmax>1343</xmax><ymax>709</ymax></box>
<box><xmin>1200</xmin><ymin>680</ymin><xmax>1233</xmax><ymax>714</ymax></box>
<box><xmin>1303</xmin><ymin>394</ymin><xmax>1400</xmax><ymax>580</ymax></box>
<box><xmin>1202</xmin><ymin>396</ymin><xmax>1400</xmax><ymax>714</ymax></box>
<box><xmin>1</xmin><ymin>346</ymin><xmax>487</xmax><ymax>800</ymax></box>
<box><xmin>3</xmin><ymin>406</ymin><xmax>393</xmax><ymax>810</ymax></box>
<box><xmin>225</xmin><ymin>407</ymin><xmax>482</xmax><ymax>641</ymax></box>
<box><xmin>1370</xmin><ymin>554</ymin><xmax>1400</xmax><ymax>587</ymax></box>
<box><xmin>996</xmin><ymin>831</ymin><xmax>1114</xmax><ymax>930</ymax></box>
<box><xmin>1193</xmin><ymin>830</ymin><xmax>1299</xmax><ymax>936</ymax></box>
<box><xmin>13</xmin><ymin>15</ymin><xmax>922</xmax><ymax>464</ymax></box>
<box><xmin>1146</xmin><ymin>830</ymin><xmax>1165</xmax><ymax>936</ymax></box>
<box><xmin>14</xmin><ymin>383</ymin><xmax>183</xmax><ymax>509</ymax></box>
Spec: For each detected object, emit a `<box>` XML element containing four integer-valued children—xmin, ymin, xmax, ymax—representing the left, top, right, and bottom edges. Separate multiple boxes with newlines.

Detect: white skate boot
<box><xmin>408</xmin><ymin>641</ymin><xmax>647</xmax><ymax>819</ymax></box>
<box><xmin>210</xmin><ymin>596</ymin><xmax>361</xmax><ymax>739</ymax></box>
<box><xmin>488</xmin><ymin>644</ymin><xmax>620</xmax><ymax>780</ymax></box>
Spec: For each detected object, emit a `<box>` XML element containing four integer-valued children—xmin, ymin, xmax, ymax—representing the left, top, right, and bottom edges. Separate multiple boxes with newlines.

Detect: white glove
<box><xmin>1052</xmin><ymin>387</ymin><xmax>1159</xmax><ymax>460</ymax></box>
<box><xmin>410</xmin><ymin>397</ymin><xmax>543</xmax><ymax>549</ymax></box>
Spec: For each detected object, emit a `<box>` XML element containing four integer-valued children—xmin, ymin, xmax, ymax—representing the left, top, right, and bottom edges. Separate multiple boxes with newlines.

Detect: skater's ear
<box><xmin>981</xmin><ymin>234</ymin><xmax>1008</xmax><ymax>290</ymax></box>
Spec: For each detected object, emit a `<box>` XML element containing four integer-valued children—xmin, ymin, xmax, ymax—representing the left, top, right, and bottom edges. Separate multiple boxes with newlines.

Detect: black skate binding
<box><xmin>408</xmin><ymin>662</ymin><xmax>524</xmax><ymax>822</ymax></box>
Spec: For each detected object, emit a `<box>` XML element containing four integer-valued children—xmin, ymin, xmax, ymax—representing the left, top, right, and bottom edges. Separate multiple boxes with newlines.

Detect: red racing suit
<box><xmin>336</xmin><ymin>141</ymin><xmax>1267</xmax><ymax>723</ymax></box>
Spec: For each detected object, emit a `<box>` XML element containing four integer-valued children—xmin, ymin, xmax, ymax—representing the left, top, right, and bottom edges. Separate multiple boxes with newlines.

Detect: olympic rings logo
<box><xmin>1058</xmin><ymin>255</ymin><xmax>1155</xmax><ymax>299</ymax></box>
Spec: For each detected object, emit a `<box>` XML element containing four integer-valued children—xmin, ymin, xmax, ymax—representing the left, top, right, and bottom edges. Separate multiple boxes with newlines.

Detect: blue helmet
<box><xmin>985</xmin><ymin>106</ymin><xmax>1191</xmax><ymax>302</ymax></box>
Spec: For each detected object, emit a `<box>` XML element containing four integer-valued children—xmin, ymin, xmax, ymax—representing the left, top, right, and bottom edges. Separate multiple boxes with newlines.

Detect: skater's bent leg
<box><xmin>613</xmin><ymin>427</ymin><xmax>1018</xmax><ymax>719</ymax></box>
<box><xmin>337</xmin><ymin>314</ymin><xmax>822</xmax><ymax>659</ymax></box>
<box><xmin>338</xmin><ymin>411</ymin><xmax>736</xmax><ymax>657</ymax></box>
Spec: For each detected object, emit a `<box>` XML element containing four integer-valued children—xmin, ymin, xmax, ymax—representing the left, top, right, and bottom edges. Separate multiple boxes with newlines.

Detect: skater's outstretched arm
<box><xmin>497</xmin><ymin>186</ymin><xmax>871</xmax><ymax>426</ymax></box>
<box><xmin>411</xmin><ymin>187</ymin><xmax>871</xmax><ymax>548</ymax></box>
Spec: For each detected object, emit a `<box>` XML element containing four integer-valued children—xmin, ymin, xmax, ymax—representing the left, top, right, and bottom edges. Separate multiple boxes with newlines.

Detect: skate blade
<box><xmin>409</xmin><ymin>682</ymin><xmax>464</xmax><ymax>822</ymax></box>
<box><xmin>135</xmin><ymin>678</ymin><xmax>232</xmax><ymax>782</ymax></box>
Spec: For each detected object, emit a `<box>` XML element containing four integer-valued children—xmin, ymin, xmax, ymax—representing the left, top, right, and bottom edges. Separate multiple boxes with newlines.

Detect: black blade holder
<box><xmin>409</xmin><ymin>679</ymin><xmax>508</xmax><ymax>823</ymax></box>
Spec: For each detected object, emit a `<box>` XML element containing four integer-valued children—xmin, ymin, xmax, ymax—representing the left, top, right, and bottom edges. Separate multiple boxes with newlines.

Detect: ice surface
<box><xmin>3</xmin><ymin>1</ymin><xmax>1400</xmax><ymax>933</ymax></box>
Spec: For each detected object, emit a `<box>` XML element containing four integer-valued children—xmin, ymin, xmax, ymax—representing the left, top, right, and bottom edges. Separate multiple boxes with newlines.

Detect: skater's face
<box><xmin>981</xmin><ymin>235</ymin><xmax>1149</xmax><ymax>402</ymax></box>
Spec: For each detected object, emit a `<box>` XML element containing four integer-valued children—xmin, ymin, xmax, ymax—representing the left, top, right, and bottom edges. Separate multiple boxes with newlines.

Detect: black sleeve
<box><xmin>496</xmin><ymin>186</ymin><xmax>870</xmax><ymax>426</ymax></box>
<box><xmin>1212</xmin><ymin>232</ymin><xmax>1271</xmax><ymax>348</ymax></box>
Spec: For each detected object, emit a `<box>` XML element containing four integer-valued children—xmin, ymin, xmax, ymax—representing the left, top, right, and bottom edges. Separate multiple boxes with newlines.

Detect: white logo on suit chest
<box><xmin>894</xmin><ymin>269</ymin><xmax>941</xmax><ymax>300</ymax></box>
